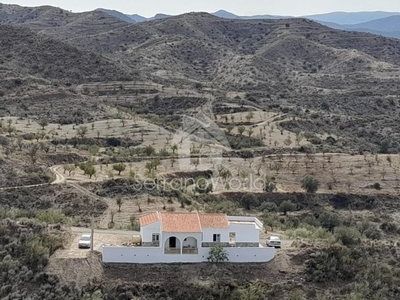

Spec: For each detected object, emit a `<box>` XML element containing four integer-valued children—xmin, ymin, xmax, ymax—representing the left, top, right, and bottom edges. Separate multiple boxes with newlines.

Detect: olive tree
<box><xmin>301</xmin><ymin>176</ymin><xmax>319</xmax><ymax>193</ymax></box>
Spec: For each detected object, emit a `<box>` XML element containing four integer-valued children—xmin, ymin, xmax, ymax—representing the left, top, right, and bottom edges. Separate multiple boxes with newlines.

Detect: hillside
<box><xmin>0</xmin><ymin>24</ymin><xmax>132</xmax><ymax>81</ymax></box>
<box><xmin>2</xmin><ymin>7</ymin><xmax>400</xmax><ymax>150</ymax></box>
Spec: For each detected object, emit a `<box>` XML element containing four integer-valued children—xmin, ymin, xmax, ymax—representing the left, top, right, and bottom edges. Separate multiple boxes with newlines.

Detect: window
<box><xmin>213</xmin><ymin>234</ymin><xmax>221</xmax><ymax>242</ymax></box>
<box><xmin>152</xmin><ymin>234</ymin><xmax>159</xmax><ymax>242</ymax></box>
<box><xmin>229</xmin><ymin>232</ymin><xmax>236</xmax><ymax>243</ymax></box>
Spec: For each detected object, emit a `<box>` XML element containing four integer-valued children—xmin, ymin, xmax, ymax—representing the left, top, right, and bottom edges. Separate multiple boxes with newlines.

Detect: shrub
<box><xmin>240</xmin><ymin>193</ymin><xmax>260</xmax><ymax>210</ymax></box>
<box><xmin>206</xmin><ymin>201</ymin><xmax>240</xmax><ymax>215</ymax></box>
<box><xmin>36</xmin><ymin>211</ymin><xmax>67</xmax><ymax>224</ymax></box>
<box><xmin>318</xmin><ymin>212</ymin><xmax>341</xmax><ymax>232</ymax></box>
<box><xmin>380</xmin><ymin>222</ymin><xmax>399</xmax><ymax>234</ymax></box>
<box><xmin>259</xmin><ymin>202</ymin><xmax>278</xmax><ymax>212</ymax></box>
<box><xmin>373</xmin><ymin>182</ymin><xmax>381</xmax><ymax>190</ymax></box>
<box><xmin>301</xmin><ymin>176</ymin><xmax>319</xmax><ymax>193</ymax></box>
<box><xmin>207</xmin><ymin>245</ymin><xmax>229</xmax><ymax>263</ymax></box>
<box><xmin>334</xmin><ymin>227</ymin><xmax>361</xmax><ymax>246</ymax></box>
<box><xmin>365</xmin><ymin>227</ymin><xmax>382</xmax><ymax>240</ymax></box>
<box><xmin>286</xmin><ymin>228</ymin><xmax>313</xmax><ymax>239</ymax></box>
<box><xmin>194</xmin><ymin>177</ymin><xmax>213</xmax><ymax>194</ymax></box>
<box><xmin>306</xmin><ymin>245</ymin><xmax>362</xmax><ymax>283</ymax></box>
<box><xmin>279</xmin><ymin>200</ymin><xmax>296</xmax><ymax>215</ymax></box>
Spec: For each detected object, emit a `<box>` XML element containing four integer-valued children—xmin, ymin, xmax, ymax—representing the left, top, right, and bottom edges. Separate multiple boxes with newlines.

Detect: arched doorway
<box><xmin>182</xmin><ymin>236</ymin><xmax>198</xmax><ymax>254</ymax></box>
<box><xmin>164</xmin><ymin>236</ymin><xmax>181</xmax><ymax>254</ymax></box>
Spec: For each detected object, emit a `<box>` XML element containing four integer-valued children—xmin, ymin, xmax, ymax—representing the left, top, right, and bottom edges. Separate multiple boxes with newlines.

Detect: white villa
<box><xmin>102</xmin><ymin>212</ymin><xmax>276</xmax><ymax>264</ymax></box>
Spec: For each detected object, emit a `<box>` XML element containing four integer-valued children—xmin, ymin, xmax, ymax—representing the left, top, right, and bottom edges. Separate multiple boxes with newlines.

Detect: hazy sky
<box><xmin>3</xmin><ymin>0</ymin><xmax>400</xmax><ymax>17</ymax></box>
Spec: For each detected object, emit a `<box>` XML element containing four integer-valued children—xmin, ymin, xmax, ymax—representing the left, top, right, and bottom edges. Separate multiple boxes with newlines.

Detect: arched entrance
<box><xmin>164</xmin><ymin>236</ymin><xmax>181</xmax><ymax>254</ymax></box>
<box><xmin>182</xmin><ymin>236</ymin><xmax>198</xmax><ymax>254</ymax></box>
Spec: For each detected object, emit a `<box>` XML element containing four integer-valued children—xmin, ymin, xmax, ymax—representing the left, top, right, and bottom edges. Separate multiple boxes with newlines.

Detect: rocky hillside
<box><xmin>0</xmin><ymin>24</ymin><xmax>134</xmax><ymax>96</ymax></box>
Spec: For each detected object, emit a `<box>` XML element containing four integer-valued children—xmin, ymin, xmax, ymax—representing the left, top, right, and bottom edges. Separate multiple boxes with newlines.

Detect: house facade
<box><xmin>102</xmin><ymin>212</ymin><xmax>276</xmax><ymax>264</ymax></box>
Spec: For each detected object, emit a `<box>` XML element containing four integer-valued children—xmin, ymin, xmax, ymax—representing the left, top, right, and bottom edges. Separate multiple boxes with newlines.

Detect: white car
<box><xmin>266</xmin><ymin>236</ymin><xmax>281</xmax><ymax>248</ymax></box>
<box><xmin>78</xmin><ymin>234</ymin><xmax>92</xmax><ymax>249</ymax></box>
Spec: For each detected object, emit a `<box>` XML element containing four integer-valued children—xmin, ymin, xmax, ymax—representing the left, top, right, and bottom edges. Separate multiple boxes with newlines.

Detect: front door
<box><xmin>169</xmin><ymin>237</ymin><xmax>176</xmax><ymax>248</ymax></box>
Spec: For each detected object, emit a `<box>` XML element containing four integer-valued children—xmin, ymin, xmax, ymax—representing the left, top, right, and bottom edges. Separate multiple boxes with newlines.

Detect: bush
<box><xmin>318</xmin><ymin>212</ymin><xmax>341</xmax><ymax>232</ymax></box>
<box><xmin>194</xmin><ymin>177</ymin><xmax>213</xmax><ymax>194</ymax></box>
<box><xmin>373</xmin><ymin>182</ymin><xmax>381</xmax><ymax>190</ymax></box>
<box><xmin>286</xmin><ymin>227</ymin><xmax>313</xmax><ymax>239</ymax></box>
<box><xmin>207</xmin><ymin>245</ymin><xmax>229</xmax><ymax>263</ymax></box>
<box><xmin>206</xmin><ymin>201</ymin><xmax>240</xmax><ymax>215</ymax></box>
<box><xmin>240</xmin><ymin>193</ymin><xmax>260</xmax><ymax>210</ymax></box>
<box><xmin>36</xmin><ymin>211</ymin><xmax>67</xmax><ymax>224</ymax></box>
<box><xmin>301</xmin><ymin>176</ymin><xmax>319</xmax><ymax>193</ymax></box>
<box><xmin>306</xmin><ymin>245</ymin><xmax>362</xmax><ymax>283</ymax></box>
<box><xmin>365</xmin><ymin>227</ymin><xmax>382</xmax><ymax>240</ymax></box>
<box><xmin>380</xmin><ymin>222</ymin><xmax>399</xmax><ymax>234</ymax></box>
<box><xmin>259</xmin><ymin>202</ymin><xmax>278</xmax><ymax>212</ymax></box>
<box><xmin>334</xmin><ymin>227</ymin><xmax>361</xmax><ymax>246</ymax></box>
<box><xmin>279</xmin><ymin>200</ymin><xmax>296</xmax><ymax>215</ymax></box>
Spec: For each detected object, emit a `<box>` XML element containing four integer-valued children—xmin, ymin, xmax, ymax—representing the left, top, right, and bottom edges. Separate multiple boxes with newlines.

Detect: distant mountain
<box><xmin>126</xmin><ymin>13</ymin><xmax>170</xmax><ymax>22</ymax></box>
<box><xmin>150</xmin><ymin>13</ymin><xmax>171</xmax><ymax>21</ymax></box>
<box><xmin>213</xmin><ymin>10</ymin><xmax>239</xmax><ymax>19</ymax></box>
<box><xmin>345</xmin><ymin>15</ymin><xmax>400</xmax><ymax>32</ymax></box>
<box><xmin>91</xmin><ymin>8</ymin><xmax>400</xmax><ymax>40</ymax></box>
<box><xmin>129</xmin><ymin>14</ymin><xmax>147</xmax><ymax>22</ymax></box>
<box><xmin>305</xmin><ymin>11</ymin><xmax>400</xmax><ymax>25</ymax></box>
<box><xmin>96</xmin><ymin>8</ymin><xmax>136</xmax><ymax>23</ymax></box>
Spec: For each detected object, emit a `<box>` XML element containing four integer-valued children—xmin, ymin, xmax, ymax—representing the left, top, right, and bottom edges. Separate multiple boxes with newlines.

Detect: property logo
<box><xmin>171</xmin><ymin>112</ymin><xmax>230</xmax><ymax>172</ymax></box>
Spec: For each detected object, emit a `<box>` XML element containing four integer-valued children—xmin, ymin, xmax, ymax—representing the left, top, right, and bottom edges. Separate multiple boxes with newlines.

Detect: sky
<box><xmin>2</xmin><ymin>0</ymin><xmax>400</xmax><ymax>17</ymax></box>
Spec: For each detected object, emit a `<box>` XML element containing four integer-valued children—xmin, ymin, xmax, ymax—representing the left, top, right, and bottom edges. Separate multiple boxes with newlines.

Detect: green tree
<box><xmin>226</xmin><ymin>124</ymin><xmax>234</xmax><ymax>134</ymax></box>
<box><xmin>194</xmin><ymin>177</ymin><xmax>213</xmax><ymax>194</ymax></box>
<box><xmin>279</xmin><ymin>200</ymin><xmax>296</xmax><ymax>215</ymax></box>
<box><xmin>88</xmin><ymin>145</ymin><xmax>100</xmax><ymax>156</ymax></box>
<box><xmin>76</xmin><ymin>126</ymin><xmax>88</xmax><ymax>138</ymax></box>
<box><xmin>113</xmin><ymin>163</ymin><xmax>126</xmax><ymax>175</ymax></box>
<box><xmin>238</xmin><ymin>126</ymin><xmax>246</xmax><ymax>136</ymax></box>
<box><xmin>240</xmin><ymin>193</ymin><xmax>260</xmax><ymax>210</ymax></box>
<box><xmin>245</xmin><ymin>111</ymin><xmax>254</xmax><ymax>122</ymax></box>
<box><xmin>38</xmin><ymin>118</ymin><xmax>49</xmax><ymax>130</ymax></box>
<box><xmin>84</xmin><ymin>164</ymin><xmax>96</xmax><ymax>179</ymax></box>
<box><xmin>263</xmin><ymin>176</ymin><xmax>277</xmax><ymax>193</ymax></box>
<box><xmin>301</xmin><ymin>176</ymin><xmax>319</xmax><ymax>193</ymax></box>
<box><xmin>116</xmin><ymin>197</ymin><xmax>123</xmax><ymax>212</ymax></box>
<box><xmin>207</xmin><ymin>245</ymin><xmax>229</xmax><ymax>263</ymax></box>
<box><xmin>63</xmin><ymin>164</ymin><xmax>76</xmax><ymax>176</ymax></box>
<box><xmin>318</xmin><ymin>212</ymin><xmax>340</xmax><ymax>232</ymax></box>
<box><xmin>171</xmin><ymin>144</ymin><xmax>178</xmax><ymax>155</ymax></box>
<box><xmin>143</xmin><ymin>145</ymin><xmax>156</xmax><ymax>156</ymax></box>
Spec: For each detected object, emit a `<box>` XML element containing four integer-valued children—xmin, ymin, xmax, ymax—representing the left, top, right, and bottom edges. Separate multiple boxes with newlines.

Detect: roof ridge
<box><xmin>196</xmin><ymin>211</ymin><xmax>202</xmax><ymax>231</ymax></box>
<box><xmin>159</xmin><ymin>211</ymin><xmax>163</xmax><ymax>232</ymax></box>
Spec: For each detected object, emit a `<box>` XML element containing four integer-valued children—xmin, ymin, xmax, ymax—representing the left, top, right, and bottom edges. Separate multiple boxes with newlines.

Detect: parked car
<box><xmin>78</xmin><ymin>234</ymin><xmax>91</xmax><ymax>249</ymax></box>
<box><xmin>266</xmin><ymin>236</ymin><xmax>281</xmax><ymax>248</ymax></box>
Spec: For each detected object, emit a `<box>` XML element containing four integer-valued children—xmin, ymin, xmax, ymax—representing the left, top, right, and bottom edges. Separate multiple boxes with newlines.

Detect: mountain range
<box><xmin>1</xmin><ymin>2</ymin><xmax>400</xmax><ymax>151</ymax></box>
<box><xmin>97</xmin><ymin>8</ymin><xmax>400</xmax><ymax>39</ymax></box>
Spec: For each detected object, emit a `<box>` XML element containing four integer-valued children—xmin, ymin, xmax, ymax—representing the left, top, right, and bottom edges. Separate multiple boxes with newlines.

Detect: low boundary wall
<box><xmin>102</xmin><ymin>246</ymin><xmax>275</xmax><ymax>264</ymax></box>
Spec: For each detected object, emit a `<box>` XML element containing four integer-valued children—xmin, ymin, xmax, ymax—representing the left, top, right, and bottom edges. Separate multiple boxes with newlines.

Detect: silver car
<box><xmin>266</xmin><ymin>236</ymin><xmax>281</xmax><ymax>248</ymax></box>
<box><xmin>78</xmin><ymin>234</ymin><xmax>91</xmax><ymax>249</ymax></box>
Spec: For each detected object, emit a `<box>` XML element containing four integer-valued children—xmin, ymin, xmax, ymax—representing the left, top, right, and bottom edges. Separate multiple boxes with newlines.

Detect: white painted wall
<box><xmin>141</xmin><ymin>221</ymin><xmax>161</xmax><ymax>243</ymax></box>
<box><xmin>183</xmin><ymin>237</ymin><xmax>198</xmax><ymax>248</ymax></box>
<box><xmin>229</xmin><ymin>223</ymin><xmax>260</xmax><ymax>243</ymax></box>
<box><xmin>202</xmin><ymin>228</ymin><xmax>230</xmax><ymax>243</ymax></box>
<box><xmin>102</xmin><ymin>245</ymin><xmax>276</xmax><ymax>264</ymax></box>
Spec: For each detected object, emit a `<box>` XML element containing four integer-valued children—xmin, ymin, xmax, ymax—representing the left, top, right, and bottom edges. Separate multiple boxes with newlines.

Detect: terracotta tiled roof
<box><xmin>140</xmin><ymin>212</ymin><xmax>230</xmax><ymax>232</ymax></box>
<box><xmin>139</xmin><ymin>212</ymin><xmax>160</xmax><ymax>226</ymax></box>
<box><xmin>160</xmin><ymin>212</ymin><xmax>202</xmax><ymax>233</ymax></box>
<box><xmin>199</xmin><ymin>213</ymin><xmax>229</xmax><ymax>228</ymax></box>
